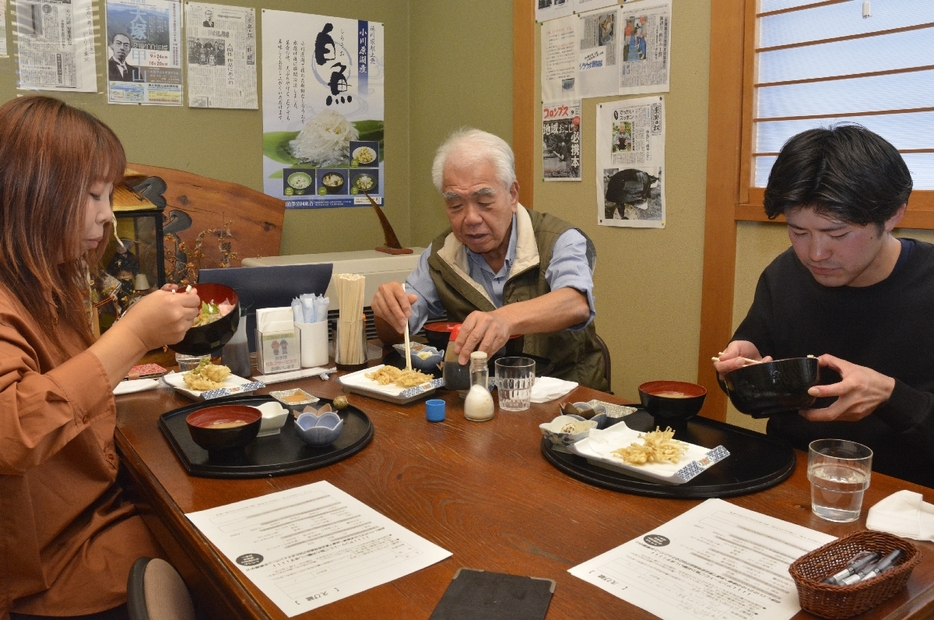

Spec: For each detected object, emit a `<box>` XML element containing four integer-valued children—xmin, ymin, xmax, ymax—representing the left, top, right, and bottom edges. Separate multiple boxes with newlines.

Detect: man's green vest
<box><xmin>426</xmin><ymin>207</ymin><xmax>608</xmax><ymax>390</ymax></box>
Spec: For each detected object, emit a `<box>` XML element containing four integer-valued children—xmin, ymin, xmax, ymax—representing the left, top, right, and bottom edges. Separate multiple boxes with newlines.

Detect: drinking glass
<box><xmin>494</xmin><ymin>356</ymin><xmax>535</xmax><ymax>411</ymax></box>
<box><xmin>807</xmin><ymin>439</ymin><xmax>872</xmax><ymax>523</ymax></box>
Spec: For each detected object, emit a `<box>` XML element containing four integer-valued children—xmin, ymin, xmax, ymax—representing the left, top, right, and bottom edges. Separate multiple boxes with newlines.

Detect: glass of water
<box><xmin>807</xmin><ymin>439</ymin><xmax>873</xmax><ymax>523</ymax></box>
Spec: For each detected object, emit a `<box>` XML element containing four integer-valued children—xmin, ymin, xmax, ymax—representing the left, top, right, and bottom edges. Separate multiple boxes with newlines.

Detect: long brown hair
<box><xmin>0</xmin><ymin>96</ymin><xmax>127</xmax><ymax>346</ymax></box>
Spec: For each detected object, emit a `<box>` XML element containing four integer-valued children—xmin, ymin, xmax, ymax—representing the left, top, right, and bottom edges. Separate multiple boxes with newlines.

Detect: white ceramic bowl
<box><xmin>539</xmin><ymin>414</ymin><xmax>597</xmax><ymax>450</ymax></box>
<box><xmin>253</xmin><ymin>401</ymin><xmax>289</xmax><ymax>437</ymax></box>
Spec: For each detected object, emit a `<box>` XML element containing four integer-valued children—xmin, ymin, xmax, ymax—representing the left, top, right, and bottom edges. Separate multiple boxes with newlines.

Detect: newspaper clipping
<box><xmin>542</xmin><ymin>101</ymin><xmax>581</xmax><ymax>182</ymax></box>
<box><xmin>596</xmin><ymin>96</ymin><xmax>665</xmax><ymax>228</ymax></box>
<box><xmin>186</xmin><ymin>3</ymin><xmax>257</xmax><ymax>109</ymax></box>
<box><xmin>13</xmin><ymin>0</ymin><xmax>97</xmax><ymax>91</ymax></box>
<box><xmin>620</xmin><ymin>0</ymin><xmax>670</xmax><ymax>95</ymax></box>
<box><xmin>578</xmin><ymin>7</ymin><xmax>619</xmax><ymax>99</ymax></box>
<box><xmin>106</xmin><ymin>0</ymin><xmax>183</xmax><ymax>105</ymax></box>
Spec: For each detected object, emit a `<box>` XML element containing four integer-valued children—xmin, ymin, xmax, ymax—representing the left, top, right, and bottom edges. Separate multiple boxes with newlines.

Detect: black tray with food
<box><xmin>159</xmin><ymin>395</ymin><xmax>373</xmax><ymax>478</ymax></box>
<box><xmin>541</xmin><ymin>409</ymin><xmax>795</xmax><ymax>498</ymax></box>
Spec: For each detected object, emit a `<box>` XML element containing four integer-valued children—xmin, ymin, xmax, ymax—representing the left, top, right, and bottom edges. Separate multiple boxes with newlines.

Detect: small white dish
<box><xmin>253</xmin><ymin>402</ymin><xmax>289</xmax><ymax>437</ymax></box>
<box><xmin>269</xmin><ymin>388</ymin><xmax>319</xmax><ymax>411</ymax></box>
<box><xmin>539</xmin><ymin>415</ymin><xmax>598</xmax><ymax>451</ymax></box>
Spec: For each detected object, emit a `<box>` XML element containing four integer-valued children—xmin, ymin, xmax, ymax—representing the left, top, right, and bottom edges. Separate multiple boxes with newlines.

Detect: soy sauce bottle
<box><xmin>442</xmin><ymin>324</ymin><xmax>470</xmax><ymax>390</ymax></box>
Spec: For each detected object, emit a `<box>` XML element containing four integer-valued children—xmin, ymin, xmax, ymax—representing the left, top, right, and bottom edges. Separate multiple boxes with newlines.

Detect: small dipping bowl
<box><xmin>392</xmin><ymin>342</ymin><xmax>443</xmax><ymax>371</ymax></box>
<box><xmin>270</xmin><ymin>388</ymin><xmax>319</xmax><ymax>414</ymax></box>
<box><xmin>560</xmin><ymin>401</ymin><xmax>609</xmax><ymax>429</ymax></box>
<box><xmin>295</xmin><ymin>411</ymin><xmax>344</xmax><ymax>447</ymax></box>
<box><xmin>639</xmin><ymin>380</ymin><xmax>707</xmax><ymax>423</ymax></box>
<box><xmin>186</xmin><ymin>404</ymin><xmax>261</xmax><ymax>455</ymax></box>
<box><xmin>539</xmin><ymin>414</ymin><xmax>597</xmax><ymax>451</ymax></box>
<box><xmin>253</xmin><ymin>401</ymin><xmax>289</xmax><ymax>437</ymax></box>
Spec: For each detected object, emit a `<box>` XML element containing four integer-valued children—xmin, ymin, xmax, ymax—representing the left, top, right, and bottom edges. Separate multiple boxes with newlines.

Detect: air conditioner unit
<box><xmin>242</xmin><ymin>249</ymin><xmax>426</xmax><ymax>338</ymax></box>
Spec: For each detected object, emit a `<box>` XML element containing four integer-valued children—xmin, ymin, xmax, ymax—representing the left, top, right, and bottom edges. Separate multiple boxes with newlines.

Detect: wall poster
<box><xmin>261</xmin><ymin>10</ymin><xmax>385</xmax><ymax>209</ymax></box>
<box><xmin>596</xmin><ymin>96</ymin><xmax>665</xmax><ymax>228</ymax></box>
<box><xmin>105</xmin><ymin>0</ymin><xmax>184</xmax><ymax>105</ymax></box>
<box><xmin>542</xmin><ymin>100</ymin><xmax>581</xmax><ymax>182</ymax></box>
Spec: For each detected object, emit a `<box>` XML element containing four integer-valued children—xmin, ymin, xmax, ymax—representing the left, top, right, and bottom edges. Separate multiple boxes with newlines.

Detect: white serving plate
<box><xmin>569</xmin><ymin>421</ymin><xmax>729</xmax><ymax>485</ymax></box>
<box><xmin>338</xmin><ymin>364</ymin><xmax>442</xmax><ymax>405</ymax></box>
<box><xmin>162</xmin><ymin>371</ymin><xmax>263</xmax><ymax>401</ymax></box>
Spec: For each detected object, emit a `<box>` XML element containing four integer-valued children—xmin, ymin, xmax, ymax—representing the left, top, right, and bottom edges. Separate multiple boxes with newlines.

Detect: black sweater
<box><xmin>733</xmin><ymin>240</ymin><xmax>934</xmax><ymax>488</ymax></box>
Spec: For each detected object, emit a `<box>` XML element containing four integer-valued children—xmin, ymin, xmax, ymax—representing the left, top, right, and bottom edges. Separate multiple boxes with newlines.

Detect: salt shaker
<box><xmin>464</xmin><ymin>351</ymin><xmax>495</xmax><ymax>421</ymax></box>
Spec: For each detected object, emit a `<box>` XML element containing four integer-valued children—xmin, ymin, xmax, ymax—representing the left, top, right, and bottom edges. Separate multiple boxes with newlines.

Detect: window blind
<box><xmin>753</xmin><ymin>0</ymin><xmax>934</xmax><ymax>188</ymax></box>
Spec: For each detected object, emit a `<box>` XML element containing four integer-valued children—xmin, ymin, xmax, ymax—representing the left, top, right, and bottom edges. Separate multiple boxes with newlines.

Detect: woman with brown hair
<box><xmin>0</xmin><ymin>96</ymin><xmax>201</xmax><ymax>619</ymax></box>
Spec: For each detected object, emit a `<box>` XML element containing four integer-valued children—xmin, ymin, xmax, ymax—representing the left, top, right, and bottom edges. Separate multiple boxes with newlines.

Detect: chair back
<box><xmin>127</xmin><ymin>557</ymin><xmax>197</xmax><ymax>620</ymax></box>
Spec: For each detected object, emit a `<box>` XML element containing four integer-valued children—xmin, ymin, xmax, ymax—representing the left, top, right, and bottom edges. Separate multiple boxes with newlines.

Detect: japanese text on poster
<box><xmin>543</xmin><ymin>101</ymin><xmax>582</xmax><ymax>181</ymax></box>
<box><xmin>261</xmin><ymin>10</ymin><xmax>385</xmax><ymax>209</ymax></box>
<box><xmin>106</xmin><ymin>0</ymin><xmax>184</xmax><ymax>105</ymax></box>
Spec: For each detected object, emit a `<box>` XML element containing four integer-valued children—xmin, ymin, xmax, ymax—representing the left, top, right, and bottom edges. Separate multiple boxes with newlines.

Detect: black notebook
<box><xmin>429</xmin><ymin>568</ymin><xmax>555</xmax><ymax>620</ymax></box>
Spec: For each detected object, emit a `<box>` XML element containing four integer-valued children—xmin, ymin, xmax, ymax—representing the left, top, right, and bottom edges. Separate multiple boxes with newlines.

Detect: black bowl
<box><xmin>721</xmin><ymin>356</ymin><xmax>820</xmax><ymax>418</ymax></box>
<box><xmin>639</xmin><ymin>380</ymin><xmax>707</xmax><ymax>423</ymax></box>
<box><xmin>169</xmin><ymin>283</ymin><xmax>240</xmax><ymax>355</ymax></box>
<box><xmin>186</xmin><ymin>404</ymin><xmax>261</xmax><ymax>454</ymax></box>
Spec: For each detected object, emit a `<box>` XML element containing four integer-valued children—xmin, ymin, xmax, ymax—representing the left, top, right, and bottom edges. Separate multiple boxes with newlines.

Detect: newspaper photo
<box><xmin>596</xmin><ymin>96</ymin><xmax>665</xmax><ymax>228</ymax></box>
<box><xmin>106</xmin><ymin>0</ymin><xmax>183</xmax><ymax>105</ymax></box>
<box><xmin>542</xmin><ymin>100</ymin><xmax>581</xmax><ymax>181</ymax></box>
<box><xmin>578</xmin><ymin>7</ymin><xmax>618</xmax><ymax>99</ymax></box>
<box><xmin>12</xmin><ymin>0</ymin><xmax>97</xmax><ymax>91</ymax></box>
<box><xmin>185</xmin><ymin>3</ymin><xmax>257</xmax><ymax>109</ymax></box>
<box><xmin>620</xmin><ymin>0</ymin><xmax>671</xmax><ymax>95</ymax></box>
<box><xmin>262</xmin><ymin>10</ymin><xmax>385</xmax><ymax>209</ymax></box>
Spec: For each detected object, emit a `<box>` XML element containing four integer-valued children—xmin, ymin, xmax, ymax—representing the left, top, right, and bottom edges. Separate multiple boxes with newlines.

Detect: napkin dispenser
<box><xmin>254</xmin><ymin>307</ymin><xmax>300</xmax><ymax>374</ymax></box>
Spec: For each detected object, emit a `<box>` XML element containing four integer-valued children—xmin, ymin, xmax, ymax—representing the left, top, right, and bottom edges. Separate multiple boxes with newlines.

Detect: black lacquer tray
<box><xmin>159</xmin><ymin>395</ymin><xmax>373</xmax><ymax>478</ymax></box>
<box><xmin>542</xmin><ymin>409</ymin><xmax>795</xmax><ymax>499</ymax></box>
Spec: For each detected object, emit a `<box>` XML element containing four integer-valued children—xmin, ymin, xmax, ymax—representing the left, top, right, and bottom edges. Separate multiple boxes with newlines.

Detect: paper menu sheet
<box><xmin>569</xmin><ymin>499</ymin><xmax>835</xmax><ymax>620</ymax></box>
<box><xmin>187</xmin><ymin>481</ymin><xmax>452</xmax><ymax>617</ymax></box>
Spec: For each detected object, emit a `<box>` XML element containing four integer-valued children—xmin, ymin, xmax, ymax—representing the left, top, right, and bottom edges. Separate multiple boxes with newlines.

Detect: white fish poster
<box><xmin>261</xmin><ymin>10</ymin><xmax>385</xmax><ymax>209</ymax></box>
<box><xmin>596</xmin><ymin>96</ymin><xmax>665</xmax><ymax>228</ymax></box>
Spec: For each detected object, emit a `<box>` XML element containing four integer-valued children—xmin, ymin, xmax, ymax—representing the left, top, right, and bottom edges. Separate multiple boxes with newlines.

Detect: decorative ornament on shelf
<box><xmin>364</xmin><ymin>192</ymin><xmax>412</xmax><ymax>255</ymax></box>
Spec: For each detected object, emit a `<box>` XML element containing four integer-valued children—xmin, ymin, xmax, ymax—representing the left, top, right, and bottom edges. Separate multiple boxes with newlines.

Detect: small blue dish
<box><xmin>295</xmin><ymin>411</ymin><xmax>343</xmax><ymax>447</ymax></box>
<box><xmin>392</xmin><ymin>343</ymin><xmax>443</xmax><ymax>371</ymax></box>
<box><xmin>560</xmin><ymin>401</ymin><xmax>609</xmax><ymax>429</ymax></box>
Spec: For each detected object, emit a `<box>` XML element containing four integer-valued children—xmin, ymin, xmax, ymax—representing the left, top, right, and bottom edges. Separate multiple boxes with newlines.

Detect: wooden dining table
<box><xmin>115</xmin><ymin>357</ymin><xmax>934</xmax><ymax>620</ymax></box>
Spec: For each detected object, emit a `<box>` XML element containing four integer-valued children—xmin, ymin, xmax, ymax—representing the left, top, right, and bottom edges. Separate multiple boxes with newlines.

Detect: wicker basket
<box><xmin>789</xmin><ymin>530</ymin><xmax>921</xmax><ymax>620</ymax></box>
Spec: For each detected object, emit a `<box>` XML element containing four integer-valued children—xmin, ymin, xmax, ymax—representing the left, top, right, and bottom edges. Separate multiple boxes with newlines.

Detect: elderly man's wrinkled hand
<box><xmin>799</xmin><ymin>354</ymin><xmax>895</xmax><ymax>423</ymax></box>
<box><xmin>371</xmin><ymin>281</ymin><xmax>415</xmax><ymax>335</ymax></box>
<box><xmin>455</xmin><ymin>311</ymin><xmax>512</xmax><ymax>365</ymax></box>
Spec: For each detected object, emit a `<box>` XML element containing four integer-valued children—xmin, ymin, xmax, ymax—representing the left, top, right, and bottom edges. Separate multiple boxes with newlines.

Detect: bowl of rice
<box><xmin>169</xmin><ymin>283</ymin><xmax>240</xmax><ymax>355</ymax></box>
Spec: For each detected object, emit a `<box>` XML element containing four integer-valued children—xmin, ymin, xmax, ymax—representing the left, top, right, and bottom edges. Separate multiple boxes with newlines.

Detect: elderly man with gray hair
<box><xmin>371</xmin><ymin>128</ymin><xmax>607</xmax><ymax>390</ymax></box>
